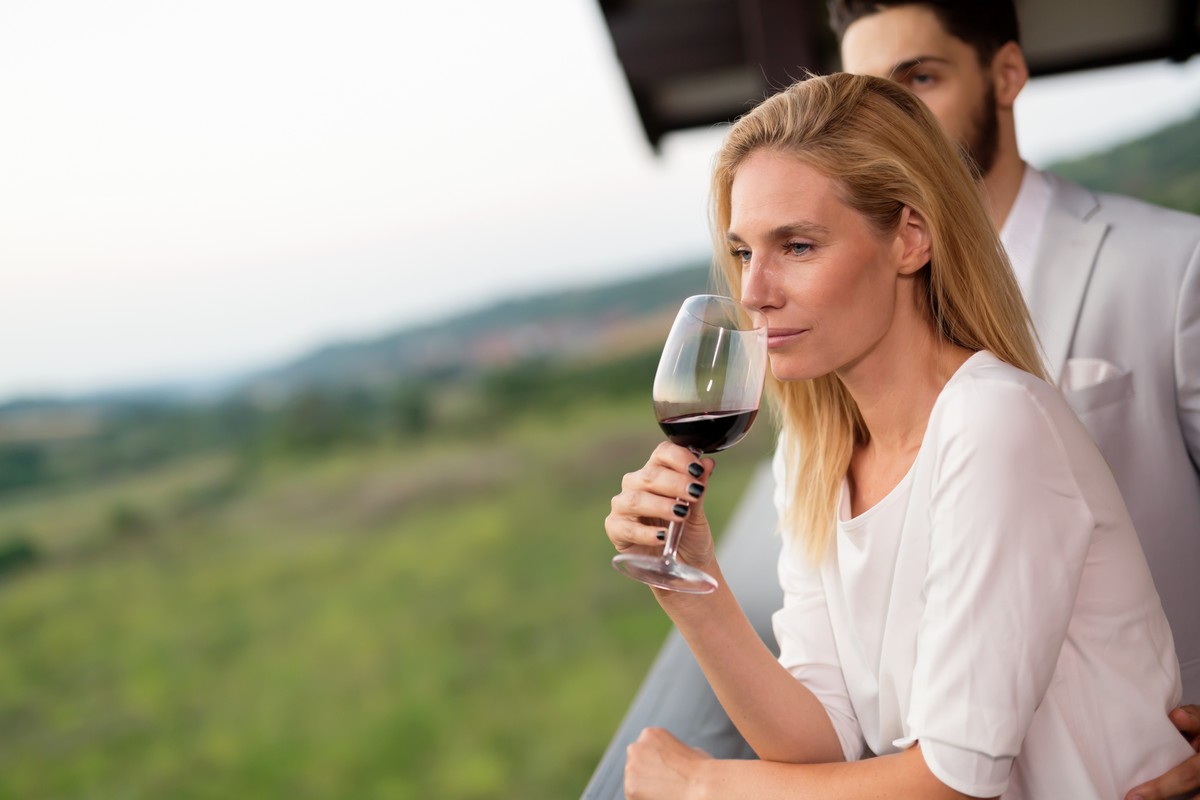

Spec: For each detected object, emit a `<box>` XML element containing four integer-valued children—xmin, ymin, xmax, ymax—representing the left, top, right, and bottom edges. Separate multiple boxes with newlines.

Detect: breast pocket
<box><xmin>1061</xmin><ymin>358</ymin><xmax>1133</xmax><ymax>415</ymax></box>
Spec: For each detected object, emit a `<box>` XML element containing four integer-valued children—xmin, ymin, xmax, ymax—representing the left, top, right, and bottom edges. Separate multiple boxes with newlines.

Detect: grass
<box><xmin>0</xmin><ymin>398</ymin><xmax>772</xmax><ymax>799</ymax></box>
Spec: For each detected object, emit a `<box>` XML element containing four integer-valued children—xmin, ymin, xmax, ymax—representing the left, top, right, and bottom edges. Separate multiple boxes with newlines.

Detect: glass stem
<box><xmin>662</xmin><ymin>447</ymin><xmax>702</xmax><ymax>561</ymax></box>
<box><xmin>662</xmin><ymin>518</ymin><xmax>685</xmax><ymax>561</ymax></box>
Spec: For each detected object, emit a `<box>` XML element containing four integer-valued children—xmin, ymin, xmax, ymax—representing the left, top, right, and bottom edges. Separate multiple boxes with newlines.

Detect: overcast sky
<box><xmin>3</xmin><ymin>0</ymin><xmax>1200</xmax><ymax>402</ymax></box>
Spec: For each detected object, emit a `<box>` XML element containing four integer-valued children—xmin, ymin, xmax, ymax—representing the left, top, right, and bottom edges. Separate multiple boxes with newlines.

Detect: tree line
<box><xmin>0</xmin><ymin>345</ymin><xmax>663</xmax><ymax>498</ymax></box>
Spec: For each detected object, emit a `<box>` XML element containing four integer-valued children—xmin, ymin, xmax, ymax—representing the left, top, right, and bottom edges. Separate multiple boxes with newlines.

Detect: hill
<box><xmin>1049</xmin><ymin>111</ymin><xmax>1200</xmax><ymax>215</ymax></box>
<box><xmin>0</xmin><ymin>262</ymin><xmax>715</xmax><ymax>496</ymax></box>
<box><xmin>238</xmin><ymin>262</ymin><xmax>712</xmax><ymax>399</ymax></box>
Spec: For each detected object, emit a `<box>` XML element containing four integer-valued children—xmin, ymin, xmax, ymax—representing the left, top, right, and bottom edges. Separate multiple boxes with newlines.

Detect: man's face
<box><xmin>840</xmin><ymin>4</ymin><xmax>1000</xmax><ymax>176</ymax></box>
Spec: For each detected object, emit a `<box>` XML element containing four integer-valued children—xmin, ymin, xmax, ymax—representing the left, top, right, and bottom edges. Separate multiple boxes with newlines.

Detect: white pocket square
<box><xmin>1061</xmin><ymin>358</ymin><xmax>1126</xmax><ymax>392</ymax></box>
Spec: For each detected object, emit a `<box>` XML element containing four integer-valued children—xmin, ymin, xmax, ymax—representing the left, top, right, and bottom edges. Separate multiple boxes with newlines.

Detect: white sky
<box><xmin>2</xmin><ymin>0</ymin><xmax>1200</xmax><ymax>402</ymax></box>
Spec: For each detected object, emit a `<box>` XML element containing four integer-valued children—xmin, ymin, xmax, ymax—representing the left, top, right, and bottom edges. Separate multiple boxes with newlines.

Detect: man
<box><xmin>830</xmin><ymin>2</ymin><xmax>1200</xmax><ymax>798</ymax></box>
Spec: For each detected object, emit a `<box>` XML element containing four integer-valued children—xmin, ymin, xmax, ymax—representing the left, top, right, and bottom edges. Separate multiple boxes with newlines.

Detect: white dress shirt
<box><xmin>999</xmin><ymin>163</ymin><xmax>1051</xmax><ymax>298</ymax></box>
<box><xmin>772</xmin><ymin>352</ymin><xmax>1191</xmax><ymax>798</ymax></box>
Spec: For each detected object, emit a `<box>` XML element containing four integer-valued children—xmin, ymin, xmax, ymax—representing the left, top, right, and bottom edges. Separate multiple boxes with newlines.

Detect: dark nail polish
<box><xmin>673</xmin><ymin>503</ymin><xmax>688</xmax><ymax>518</ymax></box>
<box><xmin>688</xmin><ymin>462</ymin><xmax>704</xmax><ymax>478</ymax></box>
<box><xmin>656</xmin><ymin>530</ymin><xmax>666</xmax><ymax>541</ymax></box>
<box><xmin>688</xmin><ymin>482</ymin><xmax>704</xmax><ymax>498</ymax></box>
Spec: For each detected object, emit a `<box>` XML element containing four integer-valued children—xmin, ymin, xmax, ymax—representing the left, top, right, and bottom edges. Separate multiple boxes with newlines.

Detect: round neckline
<box><xmin>838</xmin><ymin>464</ymin><xmax>917</xmax><ymax>528</ymax></box>
<box><xmin>836</xmin><ymin>350</ymin><xmax>1000</xmax><ymax>527</ymax></box>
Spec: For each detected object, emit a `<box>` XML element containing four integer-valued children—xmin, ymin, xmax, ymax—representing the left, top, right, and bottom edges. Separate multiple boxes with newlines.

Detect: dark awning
<box><xmin>597</xmin><ymin>0</ymin><xmax>1200</xmax><ymax>147</ymax></box>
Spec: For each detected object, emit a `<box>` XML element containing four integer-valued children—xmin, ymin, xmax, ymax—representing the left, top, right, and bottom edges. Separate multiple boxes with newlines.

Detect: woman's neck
<box><xmin>839</xmin><ymin>325</ymin><xmax>973</xmax><ymax>517</ymax></box>
<box><xmin>838</xmin><ymin>322</ymin><xmax>973</xmax><ymax>459</ymax></box>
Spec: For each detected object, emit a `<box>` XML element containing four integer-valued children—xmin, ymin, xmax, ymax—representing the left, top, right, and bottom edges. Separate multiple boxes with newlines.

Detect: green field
<box><xmin>0</xmin><ymin>396</ymin><xmax>772</xmax><ymax>799</ymax></box>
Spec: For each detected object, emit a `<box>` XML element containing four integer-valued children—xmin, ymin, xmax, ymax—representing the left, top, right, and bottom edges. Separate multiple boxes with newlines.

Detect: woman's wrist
<box><xmin>651</xmin><ymin>584</ymin><xmax>716</xmax><ymax>615</ymax></box>
<box><xmin>651</xmin><ymin>561</ymin><xmax>734</xmax><ymax>625</ymax></box>
<box><xmin>688</xmin><ymin>757</ymin><xmax>723</xmax><ymax>800</ymax></box>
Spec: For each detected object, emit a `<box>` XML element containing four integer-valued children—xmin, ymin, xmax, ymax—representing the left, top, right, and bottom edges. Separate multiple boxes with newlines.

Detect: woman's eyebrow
<box><xmin>726</xmin><ymin>222</ymin><xmax>831</xmax><ymax>244</ymax></box>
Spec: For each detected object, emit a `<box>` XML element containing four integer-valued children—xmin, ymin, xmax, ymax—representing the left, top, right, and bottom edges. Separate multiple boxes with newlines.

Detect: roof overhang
<box><xmin>598</xmin><ymin>0</ymin><xmax>1200</xmax><ymax>147</ymax></box>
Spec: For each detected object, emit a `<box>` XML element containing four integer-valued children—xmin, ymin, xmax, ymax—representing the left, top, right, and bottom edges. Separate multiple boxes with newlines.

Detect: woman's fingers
<box><xmin>611</xmin><ymin>448</ymin><xmax>705</xmax><ymax>518</ymax></box>
<box><xmin>603</xmin><ymin>510</ymin><xmax>667</xmax><ymax>552</ymax></box>
<box><xmin>606</xmin><ymin>484</ymin><xmax>685</xmax><ymax>549</ymax></box>
<box><xmin>605</xmin><ymin>444</ymin><xmax>717</xmax><ymax>563</ymax></box>
<box><xmin>629</xmin><ymin>443</ymin><xmax>710</xmax><ymax>504</ymax></box>
<box><xmin>617</xmin><ymin>484</ymin><xmax>680</xmax><ymax>522</ymax></box>
<box><xmin>625</xmin><ymin>727</ymin><xmax>712</xmax><ymax>800</ymax></box>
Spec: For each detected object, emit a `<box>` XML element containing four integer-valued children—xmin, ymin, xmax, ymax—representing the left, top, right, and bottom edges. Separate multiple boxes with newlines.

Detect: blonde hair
<box><xmin>710</xmin><ymin>72</ymin><xmax>1045</xmax><ymax>561</ymax></box>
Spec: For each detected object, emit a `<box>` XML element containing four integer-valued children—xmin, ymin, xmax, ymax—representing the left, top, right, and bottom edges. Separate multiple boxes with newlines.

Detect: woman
<box><xmin>604</xmin><ymin>73</ymin><xmax>1191</xmax><ymax>799</ymax></box>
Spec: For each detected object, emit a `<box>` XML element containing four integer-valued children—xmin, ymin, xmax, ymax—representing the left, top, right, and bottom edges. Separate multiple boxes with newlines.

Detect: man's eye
<box><xmin>910</xmin><ymin>72</ymin><xmax>935</xmax><ymax>87</ymax></box>
<box><xmin>788</xmin><ymin>242</ymin><xmax>812</xmax><ymax>256</ymax></box>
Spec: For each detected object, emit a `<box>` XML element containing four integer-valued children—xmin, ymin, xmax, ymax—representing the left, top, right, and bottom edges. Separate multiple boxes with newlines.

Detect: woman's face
<box><xmin>729</xmin><ymin>149</ymin><xmax>917</xmax><ymax>383</ymax></box>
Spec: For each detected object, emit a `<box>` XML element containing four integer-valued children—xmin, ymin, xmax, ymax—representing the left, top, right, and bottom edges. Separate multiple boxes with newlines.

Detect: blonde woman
<box><xmin>604</xmin><ymin>73</ymin><xmax>1191</xmax><ymax>799</ymax></box>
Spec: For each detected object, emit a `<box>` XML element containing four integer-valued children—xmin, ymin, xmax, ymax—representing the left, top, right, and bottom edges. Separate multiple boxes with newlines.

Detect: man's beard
<box><xmin>963</xmin><ymin>82</ymin><xmax>1000</xmax><ymax>178</ymax></box>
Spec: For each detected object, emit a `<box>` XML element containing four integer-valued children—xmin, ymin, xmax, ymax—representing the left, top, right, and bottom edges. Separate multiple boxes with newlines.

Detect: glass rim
<box><xmin>679</xmin><ymin>294</ymin><xmax>766</xmax><ymax>332</ymax></box>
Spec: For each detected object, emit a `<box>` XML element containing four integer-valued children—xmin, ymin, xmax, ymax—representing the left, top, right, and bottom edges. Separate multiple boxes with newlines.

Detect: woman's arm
<box><xmin>624</xmin><ymin>728</ymin><xmax>994</xmax><ymax>800</ymax></box>
<box><xmin>605</xmin><ymin>440</ymin><xmax>1007</xmax><ymax>798</ymax></box>
<box><xmin>654</xmin><ymin>562</ymin><xmax>845</xmax><ymax>764</ymax></box>
<box><xmin>606</xmin><ymin>441</ymin><xmax>845</xmax><ymax>764</ymax></box>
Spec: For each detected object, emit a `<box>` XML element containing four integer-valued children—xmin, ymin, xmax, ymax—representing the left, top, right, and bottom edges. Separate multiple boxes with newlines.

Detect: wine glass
<box><xmin>612</xmin><ymin>294</ymin><xmax>767</xmax><ymax>594</ymax></box>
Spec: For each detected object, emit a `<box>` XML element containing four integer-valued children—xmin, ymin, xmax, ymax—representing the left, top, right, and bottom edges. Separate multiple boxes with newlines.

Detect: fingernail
<box><xmin>673</xmin><ymin>503</ymin><xmax>688</xmax><ymax>518</ymax></box>
<box><xmin>688</xmin><ymin>462</ymin><xmax>703</xmax><ymax>478</ymax></box>
<box><xmin>688</xmin><ymin>482</ymin><xmax>704</xmax><ymax>498</ymax></box>
<box><xmin>656</xmin><ymin>530</ymin><xmax>666</xmax><ymax>541</ymax></box>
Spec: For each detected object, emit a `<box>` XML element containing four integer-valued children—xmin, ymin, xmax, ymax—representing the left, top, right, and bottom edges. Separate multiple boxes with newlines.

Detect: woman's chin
<box><xmin>766</xmin><ymin>352</ymin><xmax>813</xmax><ymax>381</ymax></box>
<box><xmin>769</xmin><ymin>364</ymin><xmax>827</xmax><ymax>383</ymax></box>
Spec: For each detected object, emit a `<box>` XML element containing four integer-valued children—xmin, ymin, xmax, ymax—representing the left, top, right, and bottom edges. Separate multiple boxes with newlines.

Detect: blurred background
<box><xmin>2</xmin><ymin>0</ymin><xmax>1199</xmax><ymax>797</ymax></box>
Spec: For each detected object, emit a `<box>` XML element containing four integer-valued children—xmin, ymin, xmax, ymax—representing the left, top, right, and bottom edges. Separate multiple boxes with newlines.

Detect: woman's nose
<box><xmin>740</xmin><ymin>257</ymin><xmax>774</xmax><ymax>310</ymax></box>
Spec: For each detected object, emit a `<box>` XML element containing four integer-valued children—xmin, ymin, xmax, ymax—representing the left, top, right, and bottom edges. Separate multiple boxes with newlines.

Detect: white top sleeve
<box><xmin>906</xmin><ymin>377</ymin><xmax>1095</xmax><ymax>796</ymax></box>
<box><xmin>770</xmin><ymin>441</ymin><xmax>867</xmax><ymax>762</ymax></box>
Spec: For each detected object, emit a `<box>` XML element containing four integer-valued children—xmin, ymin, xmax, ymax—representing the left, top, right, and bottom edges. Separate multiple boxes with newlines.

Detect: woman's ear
<box><xmin>896</xmin><ymin>206</ymin><xmax>931</xmax><ymax>275</ymax></box>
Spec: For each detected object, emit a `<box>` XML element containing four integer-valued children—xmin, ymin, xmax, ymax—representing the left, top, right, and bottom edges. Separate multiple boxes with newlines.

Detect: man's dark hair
<box><xmin>827</xmin><ymin>1</ymin><xmax>1021</xmax><ymax>66</ymax></box>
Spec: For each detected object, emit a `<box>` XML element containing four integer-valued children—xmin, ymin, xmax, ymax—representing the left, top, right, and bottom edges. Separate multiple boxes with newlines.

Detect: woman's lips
<box><xmin>767</xmin><ymin>328</ymin><xmax>808</xmax><ymax>349</ymax></box>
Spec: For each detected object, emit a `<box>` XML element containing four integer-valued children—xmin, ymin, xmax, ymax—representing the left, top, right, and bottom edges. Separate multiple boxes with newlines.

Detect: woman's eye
<box><xmin>731</xmin><ymin>248</ymin><xmax>751</xmax><ymax>264</ymax></box>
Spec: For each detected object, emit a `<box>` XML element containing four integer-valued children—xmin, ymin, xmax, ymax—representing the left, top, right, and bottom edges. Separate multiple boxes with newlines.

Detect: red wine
<box><xmin>657</xmin><ymin>409</ymin><xmax>758</xmax><ymax>454</ymax></box>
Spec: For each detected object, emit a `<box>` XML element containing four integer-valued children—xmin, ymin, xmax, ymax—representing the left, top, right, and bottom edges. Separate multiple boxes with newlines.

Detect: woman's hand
<box><xmin>1124</xmin><ymin>705</ymin><xmax>1200</xmax><ymax>800</ymax></box>
<box><xmin>625</xmin><ymin>727</ymin><xmax>712</xmax><ymax>800</ymax></box>
<box><xmin>605</xmin><ymin>442</ymin><xmax>716</xmax><ymax>571</ymax></box>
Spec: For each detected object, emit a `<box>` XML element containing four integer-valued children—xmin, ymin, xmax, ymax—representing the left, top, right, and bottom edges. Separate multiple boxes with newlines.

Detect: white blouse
<box><xmin>771</xmin><ymin>352</ymin><xmax>1192</xmax><ymax>798</ymax></box>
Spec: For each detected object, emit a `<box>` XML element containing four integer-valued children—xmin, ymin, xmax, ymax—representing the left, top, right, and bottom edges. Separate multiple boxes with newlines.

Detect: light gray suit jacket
<box><xmin>1029</xmin><ymin>170</ymin><xmax>1200</xmax><ymax>703</ymax></box>
<box><xmin>582</xmin><ymin>173</ymin><xmax>1200</xmax><ymax>798</ymax></box>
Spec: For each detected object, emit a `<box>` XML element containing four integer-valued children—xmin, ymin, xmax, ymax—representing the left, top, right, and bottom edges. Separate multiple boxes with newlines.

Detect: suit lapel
<box><xmin>1025</xmin><ymin>172</ymin><xmax>1108</xmax><ymax>383</ymax></box>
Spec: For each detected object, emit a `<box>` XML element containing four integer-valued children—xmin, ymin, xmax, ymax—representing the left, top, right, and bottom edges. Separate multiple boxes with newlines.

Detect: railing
<box><xmin>581</xmin><ymin>461</ymin><xmax>782</xmax><ymax>799</ymax></box>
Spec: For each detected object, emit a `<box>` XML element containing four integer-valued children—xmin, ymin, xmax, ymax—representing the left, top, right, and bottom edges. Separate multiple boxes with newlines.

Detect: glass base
<box><xmin>611</xmin><ymin>553</ymin><xmax>718</xmax><ymax>594</ymax></box>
